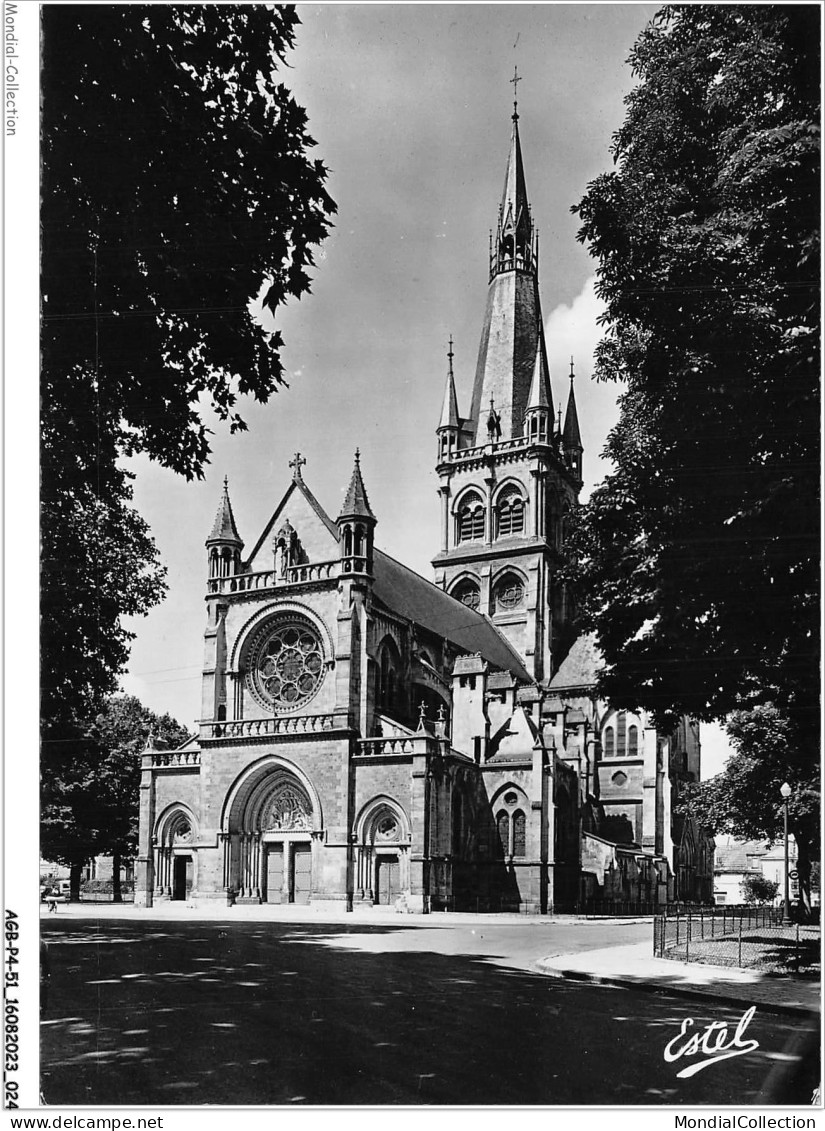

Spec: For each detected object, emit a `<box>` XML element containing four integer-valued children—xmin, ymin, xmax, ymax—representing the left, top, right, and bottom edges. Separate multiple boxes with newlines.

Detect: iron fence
<box><xmin>654</xmin><ymin>906</ymin><xmax>820</xmax><ymax>974</ymax></box>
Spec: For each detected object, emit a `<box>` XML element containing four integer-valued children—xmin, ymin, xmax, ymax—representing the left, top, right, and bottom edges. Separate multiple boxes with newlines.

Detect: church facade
<box><xmin>135</xmin><ymin>102</ymin><xmax>713</xmax><ymax>914</ymax></box>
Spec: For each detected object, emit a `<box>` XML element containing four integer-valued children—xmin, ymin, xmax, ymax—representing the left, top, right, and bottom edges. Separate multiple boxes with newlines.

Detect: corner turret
<box><xmin>337</xmin><ymin>450</ymin><xmax>376</xmax><ymax>577</ymax></box>
<box><xmin>437</xmin><ymin>338</ymin><xmax>462</xmax><ymax>464</ymax></box>
<box><xmin>205</xmin><ymin>477</ymin><xmax>244</xmax><ymax>580</ymax></box>
<box><xmin>524</xmin><ymin>335</ymin><xmax>553</xmax><ymax>445</ymax></box>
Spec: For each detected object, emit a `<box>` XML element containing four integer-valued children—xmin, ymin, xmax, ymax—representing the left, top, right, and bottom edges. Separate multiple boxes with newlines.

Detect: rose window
<box><xmin>249</xmin><ymin>618</ymin><xmax>325</xmax><ymax>711</ymax></box>
<box><xmin>495</xmin><ymin>578</ymin><xmax>524</xmax><ymax>610</ymax></box>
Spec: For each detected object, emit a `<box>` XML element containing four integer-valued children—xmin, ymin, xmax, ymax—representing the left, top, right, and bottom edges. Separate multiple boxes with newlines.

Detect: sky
<box><xmin>99</xmin><ymin>3</ymin><xmax>730</xmax><ymax>775</ymax></box>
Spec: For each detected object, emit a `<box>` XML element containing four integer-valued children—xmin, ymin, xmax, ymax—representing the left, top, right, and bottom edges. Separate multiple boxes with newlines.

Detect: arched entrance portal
<box><xmin>221</xmin><ymin>757</ymin><xmax>322</xmax><ymax>905</ymax></box>
<box><xmin>354</xmin><ymin>797</ymin><xmax>411</xmax><ymax>907</ymax></box>
<box><xmin>153</xmin><ymin>805</ymin><xmax>198</xmax><ymax>902</ymax></box>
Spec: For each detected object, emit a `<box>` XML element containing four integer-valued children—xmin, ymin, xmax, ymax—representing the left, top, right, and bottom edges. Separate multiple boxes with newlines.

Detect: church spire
<box><xmin>562</xmin><ymin>359</ymin><xmax>583</xmax><ymax>483</ymax></box>
<box><xmin>337</xmin><ymin>450</ymin><xmax>376</xmax><ymax>578</ymax></box>
<box><xmin>437</xmin><ymin>337</ymin><xmax>462</xmax><ymax>463</ymax></box>
<box><xmin>491</xmin><ymin>78</ymin><xmax>536</xmax><ymax>282</ymax></box>
<box><xmin>438</xmin><ymin>337</ymin><xmax>460</xmax><ymax>430</ymax></box>
<box><xmin>525</xmin><ymin>334</ymin><xmax>552</xmax><ymax>444</ymax></box>
<box><xmin>468</xmin><ymin>85</ymin><xmax>543</xmax><ymax>443</ymax></box>
<box><xmin>338</xmin><ymin>449</ymin><xmax>375</xmax><ymax>521</ymax></box>
<box><xmin>205</xmin><ymin>477</ymin><xmax>243</xmax><ymax>580</ymax></box>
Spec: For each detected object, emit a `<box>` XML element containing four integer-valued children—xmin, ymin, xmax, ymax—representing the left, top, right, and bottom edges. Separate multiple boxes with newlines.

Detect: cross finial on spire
<box><xmin>510</xmin><ymin>66</ymin><xmax>521</xmax><ymax>119</ymax></box>
<box><xmin>557</xmin><ymin>402</ymin><xmax>563</xmax><ymax>431</ymax></box>
<box><xmin>570</xmin><ymin>356</ymin><xmax>575</xmax><ymax>383</ymax></box>
<box><xmin>289</xmin><ymin>452</ymin><xmax>306</xmax><ymax>480</ymax></box>
<box><xmin>223</xmin><ymin>475</ymin><xmax>229</xmax><ymax>490</ymax></box>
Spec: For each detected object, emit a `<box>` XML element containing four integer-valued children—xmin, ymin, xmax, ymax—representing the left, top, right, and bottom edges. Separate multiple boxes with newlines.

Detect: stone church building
<box><xmin>135</xmin><ymin>103</ymin><xmax>713</xmax><ymax>914</ymax></box>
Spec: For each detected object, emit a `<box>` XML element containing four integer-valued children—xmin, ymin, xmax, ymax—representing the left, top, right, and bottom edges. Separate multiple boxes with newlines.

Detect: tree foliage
<box><xmin>567</xmin><ymin>6</ymin><xmax>820</xmax><ymax>740</ymax></box>
<box><xmin>41</xmin><ymin>5</ymin><xmax>336</xmax><ymax>736</ymax></box>
<box><xmin>41</xmin><ymin>696</ymin><xmax>190</xmax><ymax>900</ymax></box>
<box><xmin>739</xmin><ymin>873</ymin><xmax>779</xmax><ymax>906</ymax></box>
<box><xmin>678</xmin><ymin>704</ymin><xmax>820</xmax><ymax>914</ymax></box>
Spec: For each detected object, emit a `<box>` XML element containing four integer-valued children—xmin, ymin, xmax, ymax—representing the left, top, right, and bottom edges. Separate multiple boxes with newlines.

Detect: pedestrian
<box><xmin>47</xmin><ymin>887</ymin><xmax>58</xmax><ymax>913</ymax></box>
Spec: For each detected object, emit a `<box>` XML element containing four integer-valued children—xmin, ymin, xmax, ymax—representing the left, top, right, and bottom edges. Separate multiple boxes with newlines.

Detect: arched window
<box><xmin>377</xmin><ymin>640</ymin><xmax>401</xmax><ymax>715</ymax></box>
<box><xmin>493</xmin><ymin>571</ymin><xmax>525</xmax><ymax>613</ymax></box>
<box><xmin>496</xmin><ymin>487</ymin><xmax>525</xmax><ymax>538</ymax></box>
<box><xmin>616</xmin><ymin>711</ymin><xmax>627</xmax><ymax>756</ymax></box>
<box><xmin>512</xmin><ymin>811</ymin><xmax>526</xmax><ymax>857</ymax></box>
<box><xmin>603</xmin><ymin>712</ymin><xmax>641</xmax><ymax>758</ymax></box>
<box><xmin>456</xmin><ymin>492</ymin><xmax>485</xmax><ymax>543</ymax></box>
<box><xmin>452</xmin><ymin>578</ymin><xmax>480</xmax><ymax>611</ymax></box>
<box><xmin>496</xmin><ymin>811</ymin><xmax>510</xmax><ymax>857</ymax></box>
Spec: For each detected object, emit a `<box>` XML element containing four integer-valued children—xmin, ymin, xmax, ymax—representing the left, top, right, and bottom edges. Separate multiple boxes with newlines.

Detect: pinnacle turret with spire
<box><xmin>206</xmin><ymin>477</ymin><xmax>244</xmax><ymax>580</ymax></box>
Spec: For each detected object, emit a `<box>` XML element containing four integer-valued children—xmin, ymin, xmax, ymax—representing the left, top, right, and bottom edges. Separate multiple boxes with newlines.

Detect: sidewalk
<box><xmin>537</xmin><ymin>941</ymin><xmax>821</xmax><ymax>1017</ymax></box>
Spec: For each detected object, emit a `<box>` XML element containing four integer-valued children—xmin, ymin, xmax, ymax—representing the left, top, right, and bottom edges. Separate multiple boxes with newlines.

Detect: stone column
<box><xmin>134</xmin><ymin>744</ymin><xmax>156</xmax><ymax>907</ymax></box>
<box><xmin>408</xmin><ymin>743</ymin><xmax>431</xmax><ymax>913</ymax></box>
<box><xmin>439</xmin><ymin>484</ymin><xmax>451</xmax><ymax>553</ymax></box>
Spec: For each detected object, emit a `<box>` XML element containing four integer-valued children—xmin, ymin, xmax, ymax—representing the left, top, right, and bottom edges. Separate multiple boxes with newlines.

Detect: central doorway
<box><xmin>263</xmin><ymin>839</ymin><xmax>312</xmax><ymax>904</ymax></box>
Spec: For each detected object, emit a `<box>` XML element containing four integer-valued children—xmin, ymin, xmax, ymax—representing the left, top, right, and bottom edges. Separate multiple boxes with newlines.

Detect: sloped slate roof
<box><xmin>548</xmin><ymin>633</ymin><xmax>602</xmax><ymax>691</ymax></box>
<box><xmin>338</xmin><ymin>453</ymin><xmax>375</xmax><ymax>520</ymax></box>
<box><xmin>372</xmin><ymin>550</ymin><xmax>531</xmax><ymax>681</ymax></box>
<box><xmin>714</xmin><ymin>839</ymin><xmax>767</xmax><ymax>874</ymax></box>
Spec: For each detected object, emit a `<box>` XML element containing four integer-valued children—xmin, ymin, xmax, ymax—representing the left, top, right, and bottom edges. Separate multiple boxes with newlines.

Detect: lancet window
<box><xmin>456</xmin><ymin>492</ymin><xmax>485</xmax><ymax>543</ymax></box>
<box><xmin>496</xmin><ymin>487</ymin><xmax>525</xmax><ymax>537</ymax></box>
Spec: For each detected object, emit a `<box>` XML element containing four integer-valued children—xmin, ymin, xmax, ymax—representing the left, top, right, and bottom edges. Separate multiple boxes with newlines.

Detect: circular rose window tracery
<box><xmin>247</xmin><ymin>617</ymin><xmax>325</xmax><ymax>711</ymax></box>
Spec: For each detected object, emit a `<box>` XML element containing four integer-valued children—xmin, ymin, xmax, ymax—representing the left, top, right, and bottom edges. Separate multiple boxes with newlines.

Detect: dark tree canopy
<box><xmin>567</xmin><ymin>5</ymin><xmax>820</xmax><ymax>740</ymax></box>
<box><xmin>41</xmin><ymin>5</ymin><xmax>335</xmax><ymax>735</ymax></box>
<box><xmin>41</xmin><ymin>696</ymin><xmax>190</xmax><ymax>900</ymax></box>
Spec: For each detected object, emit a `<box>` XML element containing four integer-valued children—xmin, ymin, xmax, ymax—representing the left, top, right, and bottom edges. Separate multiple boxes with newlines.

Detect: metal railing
<box><xmin>654</xmin><ymin>906</ymin><xmax>820</xmax><ymax>974</ymax></box>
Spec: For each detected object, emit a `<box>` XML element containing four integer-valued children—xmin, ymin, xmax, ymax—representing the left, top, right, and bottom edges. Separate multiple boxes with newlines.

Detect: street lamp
<box><xmin>780</xmin><ymin>782</ymin><xmax>792</xmax><ymax>925</ymax></box>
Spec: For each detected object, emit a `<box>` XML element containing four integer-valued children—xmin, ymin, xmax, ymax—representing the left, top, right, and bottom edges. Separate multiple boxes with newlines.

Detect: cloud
<box><xmin>545</xmin><ymin>274</ymin><xmax>624</xmax><ymax>496</ymax></box>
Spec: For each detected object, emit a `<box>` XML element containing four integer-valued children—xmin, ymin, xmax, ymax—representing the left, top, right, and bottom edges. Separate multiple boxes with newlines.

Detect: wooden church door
<box><xmin>265</xmin><ymin>846</ymin><xmax>284</xmax><ymax>904</ymax></box>
<box><xmin>376</xmin><ymin>856</ymin><xmax>399</xmax><ymax>905</ymax></box>
<box><xmin>293</xmin><ymin>844</ymin><xmax>312</xmax><ymax>904</ymax></box>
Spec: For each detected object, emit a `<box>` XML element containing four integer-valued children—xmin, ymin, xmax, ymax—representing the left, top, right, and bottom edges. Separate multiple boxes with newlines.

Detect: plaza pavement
<box><xmin>42</xmin><ymin>900</ymin><xmax>821</xmax><ymax>1018</ymax></box>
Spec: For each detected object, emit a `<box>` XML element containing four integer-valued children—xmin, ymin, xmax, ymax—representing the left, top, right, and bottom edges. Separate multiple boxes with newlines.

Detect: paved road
<box><xmin>40</xmin><ymin>915</ymin><xmax>818</xmax><ymax>1106</ymax></box>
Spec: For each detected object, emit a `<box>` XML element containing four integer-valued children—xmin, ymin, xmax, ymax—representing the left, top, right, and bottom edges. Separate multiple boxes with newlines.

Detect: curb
<box><xmin>535</xmin><ymin>960</ymin><xmax>821</xmax><ymax>1019</ymax></box>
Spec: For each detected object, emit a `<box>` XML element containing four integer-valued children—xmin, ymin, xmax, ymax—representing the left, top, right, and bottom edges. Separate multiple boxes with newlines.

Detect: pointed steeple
<box><xmin>206</xmin><ymin>477</ymin><xmax>243</xmax><ymax>547</ymax></box>
<box><xmin>437</xmin><ymin>338</ymin><xmax>462</xmax><ymax>463</ymax></box>
<box><xmin>469</xmin><ymin>85</ymin><xmax>543</xmax><ymax>443</ymax></box>
<box><xmin>338</xmin><ymin>449</ymin><xmax>375</xmax><ymax>521</ymax></box>
<box><xmin>338</xmin><ymin>450</ymin><xmax>376</xmax><ymax>578</ymax></box>
<box><xmin>438</xmin><ymin>337</ymin><xmax>460</xmax><ymax>430</ymax></box>
<box><xmin>206</xmin><ymin>477</ymin><xmax>243</xmax><ymax>580</ymax></box>
<box><xmin>527</xmin><ymin>336</ymin><xmax>551</xmax><ymax>411</ymax></box>
<box><xmin>563</xmin><ymin>359</ymin><xmax>583</xmax><ymax>483</ymax></box>
<box><xmin>525</xmin><ymin>335</ymin><xmax>553</xmax><ymax>443</ymax></box>
<box><xmin>562</xmin><ymin>359</ymin><xmax>583</xmax><ymax>450</ymax></box>
<box><xmin>492</xmin><ymin>102</ymin><xmax>536</xmax><ymax>281</ymax></box>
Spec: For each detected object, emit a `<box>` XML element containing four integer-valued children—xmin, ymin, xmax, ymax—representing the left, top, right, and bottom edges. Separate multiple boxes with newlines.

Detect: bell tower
<box><xmin>432</xmin><ymin>81</ymin><xmax>583</xmax><ymax>682</ymax></box>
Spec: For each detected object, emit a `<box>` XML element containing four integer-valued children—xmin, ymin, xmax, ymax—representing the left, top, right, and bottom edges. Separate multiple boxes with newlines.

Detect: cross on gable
<box><xmin>289</xmin><ymin>452</ymin><xmax>306</xmax><ymax>479</ymax></box>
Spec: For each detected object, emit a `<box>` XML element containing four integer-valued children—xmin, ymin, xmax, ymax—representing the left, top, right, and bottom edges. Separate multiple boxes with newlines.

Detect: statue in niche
<box><xmin>273</xmin><ymin>519</ymin><xmax>301</xmax><ymax>579</ymax></box>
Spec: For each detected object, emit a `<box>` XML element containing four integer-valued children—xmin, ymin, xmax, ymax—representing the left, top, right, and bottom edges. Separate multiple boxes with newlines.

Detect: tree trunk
<box><xmin>795</xmin><ymin>835</ymin><xmax>812</xmax><ymax>922</ymax></box>
<box><xmin>69</xmin><ymin>861</ymin><xmax>83</xmax><ymax>902</ymax></box>
<box><xmin>112</xmin><ymin>850</ymin><xmax>122</xmax><ymax>903</ymax></box>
